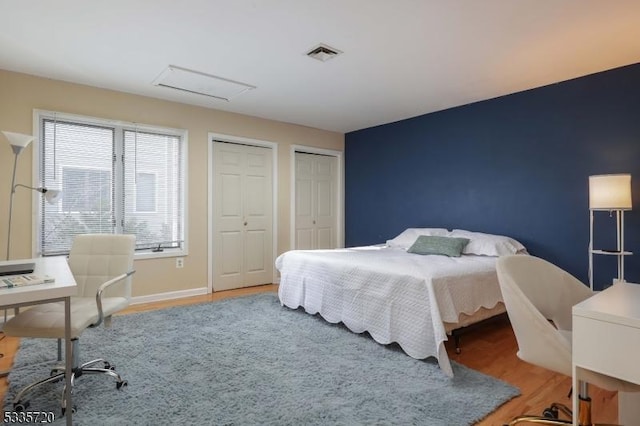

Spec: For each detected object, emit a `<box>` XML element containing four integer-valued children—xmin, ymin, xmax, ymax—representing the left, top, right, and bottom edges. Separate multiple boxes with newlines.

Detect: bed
<box><xmin>276</xmin><ymin>228</ymin><xmax>526</xmax><ymax>377</ymax></box>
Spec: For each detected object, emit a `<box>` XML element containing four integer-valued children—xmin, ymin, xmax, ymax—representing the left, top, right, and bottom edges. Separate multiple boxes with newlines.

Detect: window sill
<box><xmin>135</xmin><ymin>248</ymin><xmax>187</xmax><ymax>260</ymax></box>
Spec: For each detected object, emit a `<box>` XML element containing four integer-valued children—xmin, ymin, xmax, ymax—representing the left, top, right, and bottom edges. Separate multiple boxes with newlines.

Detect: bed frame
<box><xmin>444</xmin><ymin>303</ymin><xmax>506</xmax><ymax>353</ymax></box>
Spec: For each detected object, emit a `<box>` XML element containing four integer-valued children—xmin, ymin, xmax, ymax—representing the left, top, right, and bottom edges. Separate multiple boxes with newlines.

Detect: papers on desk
<box><xmin>0</xmin><ymin>274</ymin><xmax>55</xmax><ymax>289</ymax></box>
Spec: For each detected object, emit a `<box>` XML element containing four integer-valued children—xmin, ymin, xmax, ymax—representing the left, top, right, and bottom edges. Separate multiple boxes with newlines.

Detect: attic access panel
<box><xmin>153</xmin><ymin>65</ymin><xmax>256</xmax><ymax>101</ymax></box>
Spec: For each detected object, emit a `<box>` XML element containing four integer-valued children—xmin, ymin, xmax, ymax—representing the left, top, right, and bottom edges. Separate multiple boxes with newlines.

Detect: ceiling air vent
<box><xmin>152</xmin><ymin>65</ymin><xmax>255</xmax><ymax>102</ymax></box>
<box><xmin>306</xmin><ymin>43</ymin><xmax>342</xmax><ymax>62</ymax></box>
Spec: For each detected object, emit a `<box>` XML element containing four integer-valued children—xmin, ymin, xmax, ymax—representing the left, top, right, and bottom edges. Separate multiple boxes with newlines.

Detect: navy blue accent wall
<box><xmin>345</xmin><ymin>63</ymin><xmax>640</xmax><ymax>289</ymax></box>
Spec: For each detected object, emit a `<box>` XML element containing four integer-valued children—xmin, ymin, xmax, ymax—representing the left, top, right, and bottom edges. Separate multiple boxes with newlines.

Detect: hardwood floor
<box><xmin>445</xmin><ymin>314</ymin><xmax>616</xmax><ymax>425</ymax></box>
<box><xmin>1</xmin><ymin>284</ymin><xmax>617</xmax><ymax>424</ymax></box>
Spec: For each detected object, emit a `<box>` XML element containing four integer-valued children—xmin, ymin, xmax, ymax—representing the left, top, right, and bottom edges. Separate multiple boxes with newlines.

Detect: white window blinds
<box><xmin>41</xmin><ymin>120</ymin><xmax>115</xmax><ymax>255</ymax></box>
<box><xmin>123</xmin><ymin>130</ymin><xmax>183</xmax><ymax>251</ymax></box>
<box><xmin>38</xmin><ymin>113</ymin><xmax>186</xmax><ymax>256</ymax></box>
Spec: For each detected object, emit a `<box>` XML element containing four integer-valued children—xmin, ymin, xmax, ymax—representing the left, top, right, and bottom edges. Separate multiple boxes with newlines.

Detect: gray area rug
<box><xmin>4</xmin><ymin>293</ymin><xmax>518</xmax><ymax>425</ymax></box>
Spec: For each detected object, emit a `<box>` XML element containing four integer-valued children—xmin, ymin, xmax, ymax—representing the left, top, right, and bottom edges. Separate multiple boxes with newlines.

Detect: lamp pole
<box><xmin>6</xmin><ymin>151</ymin><xmax>20</xmax><ymax>261</ymax></box>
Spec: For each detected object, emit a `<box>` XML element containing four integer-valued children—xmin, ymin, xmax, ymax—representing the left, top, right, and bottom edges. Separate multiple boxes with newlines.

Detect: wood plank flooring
<box><xmin>0</xmin><ymin>284</ymin><xmax>617</xmax><ymax>424</ymax></box>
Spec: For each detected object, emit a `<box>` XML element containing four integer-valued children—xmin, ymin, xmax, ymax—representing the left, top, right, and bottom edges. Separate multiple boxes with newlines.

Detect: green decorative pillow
<box><xmin>407</xmin><ymin>236</ymin><xmax>470</xmax><ymax>257</ymax></box>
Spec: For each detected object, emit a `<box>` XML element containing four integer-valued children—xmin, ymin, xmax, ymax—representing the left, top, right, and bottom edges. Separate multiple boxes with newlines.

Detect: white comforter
<box><xmin>276</xmin><ymin>246</ymin><xmax>501</xmax><ymax>377</ymax></box>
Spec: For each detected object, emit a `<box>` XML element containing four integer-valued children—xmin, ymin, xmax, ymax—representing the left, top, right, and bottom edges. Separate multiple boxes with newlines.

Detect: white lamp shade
<box><xmin>43</xmin><ymin>189</ymin><xmax>62</xmax><ymax>204</ymax></box>
<box><xmin>589</xmin><ymin>174</ymin><xmax>632</xmax><ymax>210</ymax></box>
<box><xmin>2</xmin><ymin>131</ymin><xmax>34</xmax><ymax>153</ymax></box>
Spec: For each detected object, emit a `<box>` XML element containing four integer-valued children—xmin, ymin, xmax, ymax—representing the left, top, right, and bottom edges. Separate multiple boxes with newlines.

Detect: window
<box><xmin>37</xmin><ymin>111</ymin><xmax>187</xmax><ymax>257</ymax></box>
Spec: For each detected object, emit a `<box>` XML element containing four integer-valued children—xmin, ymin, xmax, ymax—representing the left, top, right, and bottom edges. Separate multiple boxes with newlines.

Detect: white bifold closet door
<box><xmin>295</xmin><ymin>152</ymin><xmax>338</xmax><ymax>250</ymax></box>
<box><xmin>213</xmin><ymin>142</ymin><xmax>273</xmax><ymax>291</ymax></box>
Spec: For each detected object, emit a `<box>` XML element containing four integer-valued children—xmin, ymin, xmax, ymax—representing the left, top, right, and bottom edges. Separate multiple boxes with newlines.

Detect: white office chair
<box><xmin>496</xmin><ymin>255</ymin><xmax>640</xmax><ymax>425</ymax></box>
<box><xmin>3</xmin><ymin>234</ymin><xmax>135</xmax><ymax>415</ymax></box>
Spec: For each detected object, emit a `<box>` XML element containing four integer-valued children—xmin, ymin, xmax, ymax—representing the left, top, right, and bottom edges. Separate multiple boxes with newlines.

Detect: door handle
<box><xmin>244</xmin><ymin>221</ymin><xmax>248</xmax><ymax>226</ymax></box>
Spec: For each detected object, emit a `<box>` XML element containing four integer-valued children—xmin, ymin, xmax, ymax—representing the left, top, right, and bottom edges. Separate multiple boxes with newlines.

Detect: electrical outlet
<box><xmin>176</xmin><ymin>257</ymin><xmax>184</xmax><ymax>268</ymax></box>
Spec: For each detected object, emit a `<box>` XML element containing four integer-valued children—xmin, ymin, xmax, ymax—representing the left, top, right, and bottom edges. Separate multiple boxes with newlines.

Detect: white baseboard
<box><xmin>131</xmin><ymin>287</ymin><xmax>208</xmax><ymax>305</ymax></box>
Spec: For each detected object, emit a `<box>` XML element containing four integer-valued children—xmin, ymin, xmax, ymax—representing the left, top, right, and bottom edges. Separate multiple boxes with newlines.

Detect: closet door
<box><xmin>213</xmin><ymin>142</ymin><xmax>273</xmax><ymax>290</ymax></box>
<box><xmin>295</xmin><ymin>152</ymin><xmax>337</xmax><ymax>250</ymax></box>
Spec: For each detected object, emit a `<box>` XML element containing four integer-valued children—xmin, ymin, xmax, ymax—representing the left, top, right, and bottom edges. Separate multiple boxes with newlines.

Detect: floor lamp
<box><xmin>1</xmin><ymin>131</ymin><xmax>61</xmax><ymax>378</ymax></box>
<box><xmin>1</xmin><ymin>131</ymin><xmax>36</xmax><ymax>378</ymax></box>
<box><xmin>2</xmin><ymin>131</ymin><xmax>61</xmax><ymax>261</ymax></box>
<box><xmin>588</xmin><ymin>173</ymin><xmax>632</xmax><ymax>289</ymax></box>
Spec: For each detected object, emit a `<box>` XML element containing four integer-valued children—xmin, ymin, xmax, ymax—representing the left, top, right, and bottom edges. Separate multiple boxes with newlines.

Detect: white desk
<box><xmin>572</xmin><ymin>282</ymin><xmax>640</xmax><ymax>425</ymax></box>
<box><xmin>0</xmin><ymin>257</ymin><xmax>77</xmax><ymax>426</ymax></box>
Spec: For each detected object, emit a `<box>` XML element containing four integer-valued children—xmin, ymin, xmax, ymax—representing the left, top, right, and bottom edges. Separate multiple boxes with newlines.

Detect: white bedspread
<box><xmin>276</xmin><ymin>246</ymin><xmax>501</xmax><ymax>377</ymax></box>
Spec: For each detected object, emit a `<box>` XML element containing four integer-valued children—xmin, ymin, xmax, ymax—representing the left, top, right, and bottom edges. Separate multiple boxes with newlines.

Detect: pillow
<box><xmin>448</xmin><ymin>229</ymin><xmax>526</xmax><ymax>256</ymax></box>
<box><xmin>386</xmin><ymin>228</ymin><xmax>449</xmax><ymax>249</ymax></box>
<box><xmin>407</xmin><ymin>235</ymin><xmax>470</xmax><ymax>257</ymax></box>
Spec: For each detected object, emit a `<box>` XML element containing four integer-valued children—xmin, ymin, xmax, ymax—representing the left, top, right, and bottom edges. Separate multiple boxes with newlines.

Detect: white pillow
<box><xmin>448</xmin><ymin>229</ymin><xmax>526</xmax><ymax>256</ymax></box>
<box><xmin>386</xmin><ymin>228</ymin><xmax>449</xmax><ymax>249</ymax></box>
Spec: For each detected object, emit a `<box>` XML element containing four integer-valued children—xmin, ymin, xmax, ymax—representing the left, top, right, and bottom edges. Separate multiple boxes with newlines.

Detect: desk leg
<box><xmin>619</xmin><ymin>391</ymin><xmax>640</xmax><ymax>424</ymax></box>
<box><xmin>572</xmin><ymin>366</ymin><xmax>579</xmax><ymax>426</ymax></box>
<box><xmin>64</xmin><ymin>297</ymin><xmax>72</xmax><ymax>426</ymax></box>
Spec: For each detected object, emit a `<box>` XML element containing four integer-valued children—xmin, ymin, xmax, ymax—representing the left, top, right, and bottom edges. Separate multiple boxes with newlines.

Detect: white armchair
<box><xmin>3</xmin><ymin>234</ymin><xmax>136</xmax><ymax>415</ymax></box>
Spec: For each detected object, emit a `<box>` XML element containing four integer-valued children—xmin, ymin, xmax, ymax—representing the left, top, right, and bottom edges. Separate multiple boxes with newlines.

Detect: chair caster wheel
<box><xmin>61</xmin><ymin>405</ymin><xmax>77</xmax><ymax>416</ymax></box>
<box><xmin>13</xmin><ymin>400</ymin><xmax>30</xmax><ymax>412</ymax></box>
<box><xmin>104</xmin><ymin>362</ymin><xmax>115</xmax><ymax>370</ymax></box>
<box><xmin>542</xmin><ymin>406</ymin><xmax>559</xmax><ymax>419</ymax></box>
<box><xmin>116</xmin><ymin>380</ymin><xmax>128</xmax><ymax>390</ymax></box>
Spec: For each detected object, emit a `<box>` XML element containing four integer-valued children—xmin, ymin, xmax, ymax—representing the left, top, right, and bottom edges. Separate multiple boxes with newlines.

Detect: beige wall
<box><xmin>0</xmin><ymin>69</ymin><xmax>344</xmax><ymax>297</ymax></box>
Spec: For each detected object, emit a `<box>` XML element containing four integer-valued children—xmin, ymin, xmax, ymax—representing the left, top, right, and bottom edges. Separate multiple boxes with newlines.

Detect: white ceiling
<box><xmin>1</xmin><ymin>1</ymin><xmax>639</xmax><ymax>133</ymax></box>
